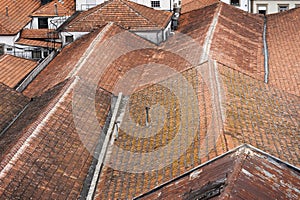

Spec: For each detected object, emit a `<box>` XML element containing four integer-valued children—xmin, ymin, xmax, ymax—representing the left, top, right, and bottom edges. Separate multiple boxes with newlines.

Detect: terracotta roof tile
<box><xmin>21</xmin><ymin>29</ymin><xmax>59</xmax><ymax>39</ymax></box>
<box><xmin>0</xmin><ymin>54</ymin><xmax>38</xmax><ymax>88</ymax></box>
<box><xmin>219</xmin><ymin>63</ymin><xmax>300</xmax><ymax>167</ymax></box>
<box><xmin>23</xmin><ymin>25</ymin><xmax>110</xmax><ymax>98</ymax></box>
<box><xmin>267</xmin><ymin>8</ymin><xmax>300</xmax><ymax>96</ymax></box>
<box><xmin>210</xmin><ymin>3</ymin><xmax>265</xmax><ymax>80</ymax></box>
<box><xmin>0</xmin><ymin>0</ymin><xmax>41</xmax><ymax>35</ymax></box>
<box><xmin>0</xmin><ymin>78</ymin><xmax>112</xmax><ymax>199</ymax></box>
<box><xmin>135</xmin><ymin>145</ymin><xmax>300</xmax><ymax>199</ymax></box>
<box><xmin>15</xmin><ymin>38</ymin><xmax>61</xmax><ymax>49</ymax></box>
<box><xmin>181</xmin><ymin>0</ymin><xmax>219</xmax><ymax>14</ymax></box>
<box><xmin>0</xmin><ymin>83</ymin><xmax>30</xmax><ymax>134</ymax></box>
<box><xmin>64</xmin><ymin>0</ymin><xmax>172</xmax><ymax>32</ymax></box>
<box><xmin>31</xmin><ymin>0</ymin><xmax>73</xmax><ymax>17</ymax></box>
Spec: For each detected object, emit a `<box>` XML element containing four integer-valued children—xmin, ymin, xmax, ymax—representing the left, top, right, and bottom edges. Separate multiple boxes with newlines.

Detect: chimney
<box><xmin>5</xmin><ymin>6</ymin><xmax>8</xmax><ymax>17</ymax></box>
<box><xmin>54</xmin><ymin>3</ymin><xmax>58</xmax><ymax>15</ymax></box>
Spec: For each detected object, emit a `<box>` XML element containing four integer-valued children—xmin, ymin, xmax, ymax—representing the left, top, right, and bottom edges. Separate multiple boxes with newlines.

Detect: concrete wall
<box><xmin>252</xmin><ymin>0</ymin><xmax>300</xmax><ymax>14</ymax></box>
<box><xmin>133</xmin><ymin>20</ymin><xmax>172</xmax><ymax>44</ymax></box>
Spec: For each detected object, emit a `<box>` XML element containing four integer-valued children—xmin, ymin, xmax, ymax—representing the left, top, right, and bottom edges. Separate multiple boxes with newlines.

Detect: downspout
<box><xmin>263</xmin><ymin>15</ymin><xmax>269</xmax><ymax>83</ymax></box>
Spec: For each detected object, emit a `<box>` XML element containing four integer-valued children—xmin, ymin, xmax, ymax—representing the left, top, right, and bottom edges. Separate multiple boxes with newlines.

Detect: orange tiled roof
<box><xmin>21</xmin><ymin>29</ymin><xmax>59</xmax><ymax>39</ymax></box>
<box><xmin>1</xmin><ymin>4</ymin><xmax>300</xmax><ymax>200</ymax></box>
<box><xmin>0</xmin><ymin>83</ymin><xmax>30</xmax><ymax>134</ymax></box>
<box><xmin>267</xmin><ymin>8</ymin><xmax>300</xmax><ymax>96</ymax></box>
<box><xmin>0</xmin><ymin>78</ymin><xmax>112</xmax><ymax>199</ymax></box>
<box><xmin>181</xmin><ymin>0</ymin><xmax>219</xmax><ymax>14</ymax></box>
<box><xmin>31</xmin><ymin>0</ymin><xmax>74</xmax><ymax>17</ymax></box>
<box><xmin>179</xmin><ymin>3</ymin><xmax>265</xmax><ymax>81</ymax></box>
<box><xmin>64</xmin><ymin>0</ymin><xmax>172</xmax><ymax>32</ymax></box>
<box><xmin>0</xmin><ymin>0</ymin><xmax>41</xmax><ymax>35</ymax></box>
<box><xmin>0</xmin><ymin>54</ymin><xmax>38</xmax><ymax>88</ymax></box>
<box><xmin>15</xmin><ymin>38</ymin><xmax>61</xmax><ymax>49</ymax></box>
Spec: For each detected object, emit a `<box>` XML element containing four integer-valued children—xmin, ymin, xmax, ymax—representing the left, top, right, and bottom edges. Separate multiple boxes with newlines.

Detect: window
<box><xmin>151</xmin><ymin>1</ymin><xmax>160</xmax><ymax>8</ymax></box>
<box><xmin>0</xmin><ymin>44</ymin><xmax>4</xmax><ymax>55</ymax></box>
<box><xmin>230</xmin><ymin>0</ymin><xmax>240</xmax><ymax>6</ymax></box>
<box><xmin>295</xmin><ymin>4</ymin><xmax>300</xmax><ymax>8</ymax></box>
<box><xmin>278</xmin><ymin>4</ymin><xmax>289</xmax><ymax>12</ymax></box>
<box><xmin>257</xmin><ymin>4</ymin><xmax>267</xmax><ymax>15</ymax></box>
<box><xmin>6</xmin><ymin>47</ymin><xmax>13</xmax><ymax>51</ymax></box>
<box><xmin>32</xmin><ymin>50</ymin><xmax>42</xmax><ymax>60</ymax></box>
<box><xmin>65</xmin><ymin>35</ymin><xmax>74</xmax><ymax>43</ymax></box>
<box><xmin>38</xmin><ymin>18</ymin><xmax>48</xmax><ymax>29</ymax></box>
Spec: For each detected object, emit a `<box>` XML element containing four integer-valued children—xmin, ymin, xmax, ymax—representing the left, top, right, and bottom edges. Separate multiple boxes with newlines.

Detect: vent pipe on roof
<box><xmin>5</xmin><ymin>6</ymin><xmax>8</xmax><ymax>17</ymax></box>
<box><xmin>54</xmin><ymin>3</ymin><xmax>58</xmax><ymax>16</ymax></box>
<box><xmin>145</xmin><ymin>107</ymin><xmax>150</xmax><ymax>127</ymax></box>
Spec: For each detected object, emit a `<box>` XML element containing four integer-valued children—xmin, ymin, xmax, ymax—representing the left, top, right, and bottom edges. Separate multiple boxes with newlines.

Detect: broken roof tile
<box><xmin>134</xmin><ymin>145</ymin><xmax>300</xmax><ymax>199</ymax></box>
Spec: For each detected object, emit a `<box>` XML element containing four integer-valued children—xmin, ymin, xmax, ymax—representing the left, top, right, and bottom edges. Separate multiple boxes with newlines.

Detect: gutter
<box><xmin>263</xmin><ymin>15</ymin><xmax>269</xmax><ymax>83</ymax></box>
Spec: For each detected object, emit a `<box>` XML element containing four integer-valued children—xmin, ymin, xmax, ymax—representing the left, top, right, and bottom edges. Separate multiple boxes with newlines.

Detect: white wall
<box><xmin>31</xmin><ymin>16</ymin><xmax>70</xmax><ymax>29</ymax></box>
<box><xmin>252</xmin><ymin>0</ymin><xmax>300</xmax><ymax>14</ymax></box>
<box><xmin>60</xmin><ymin>31</ymin><xmax>90</xmax><ymax>46</ymax></box>
<box><xmin>133</xmin><ymin>20</ymin><xmax>172</xmax><ymax>44</ymax></box>
<box><xmin>221</xmin><ymin>0</ymin><xmax>251</xmax><ymax>12</ymax></box>
<box><xmin>76</xmin><ymin>0</ymin><xmax>105</xmax><ymax>10</ymax></box>
<box><xmin>76</xmin><ymin>0</ymin><xmax>180</xmax><ymax>11</ymax></box>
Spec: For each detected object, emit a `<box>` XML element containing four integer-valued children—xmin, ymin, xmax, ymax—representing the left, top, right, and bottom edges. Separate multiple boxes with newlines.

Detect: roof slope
<box><xmin>64</xmin><ymin>0</ymin><xmax>172</xmax><ymax>32</ymax></box>
<box><xmin>135</xmin><ymin>145</ymin><xmax>300</xmax><ymax>199</ymax></box>
<box><xmin>267</xmin><ymin>8</ymin><xmax>300</xmax><ymax>96</ymax></box>
<box><xmin>93</xmin><ymin>61</ymin><xmax>300</xmax><ymax>199</ymax></box>
<box><xmin>0</xmin><ymin>0</ymin><xmax>41</xmax><ymax>35</ymax></box>
<box><xmin>21</xmin><ymin>29</ymin><xmax>59</xmax><ymax>39</ymax></box>
<box><xmin>0</xmin><ymin>78</ymin><xmax>112</xmax><ymax>199</ymax></box>
<box><xmin>181</xmin><ymin>0</ymin><xmax>219</xmax><ymax>14</ymax></box>
<box><xmin>31</xmin><ymin>0</ymin><xmax>73</xmax><ymax>17</ymax></box>
<box><xmin>15</xmin><ymin>38</ymin><xmax>61</xmax><ymax>49</ymax></box>
<box><xmin>0</xmin><ymin>54</ymin><xmax>38</xmax><ymax>88</ymax></box>
<box><xmin>210</xmin><ymin>3</ymin><xmax>265</xmax><ymax>80</ymax></box>
<box><xmin>0</xmin><ymin>83</ymin><xmax>30</xmax><ymax>134</ymax></box>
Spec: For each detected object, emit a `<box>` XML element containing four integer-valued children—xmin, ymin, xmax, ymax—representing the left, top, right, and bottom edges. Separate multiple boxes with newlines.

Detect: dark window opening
<box><xmin>32</xmin><ymin>50</ymin><xmax>42</xmax><ymax>60</ymax></box>
<box><xmin>258</xmin><ymin>10</ymin><xmax>266</xmax><ymax>15</ymax></box>
<box><xmin>0</xmin><ymin>44</ymin><xmax>4</xmax><ymax>55</ymax></box>
<box><xmin>65</xmin><ymin>35</ymin><xmax>74</xmax><ymax>43</ymax></box>
<box><xmin>278</xmin><ymin>5</ymin><xmax>289</xmax><ymax>12</ymax></box>
<box><xmin>41</xmin><ymin>0</ymin><xmax>52</xmax><ymax>5</ymax></box>
<box><xmin>38</xmin><ymin>18</ymin><xmax>48</xmax><ymax>29</ymax></box>
<box><xmin>230</xmin><ymin>0</ymin><xmax>240</xmax><ymax>6</ymax></box>
<box><xmin>151</xmin><ymin>1</ymin><xmax>160</xmax><ymax>8</ymax></box>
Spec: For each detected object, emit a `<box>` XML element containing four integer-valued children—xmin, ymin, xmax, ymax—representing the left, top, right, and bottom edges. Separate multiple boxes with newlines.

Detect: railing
<box><xmin>16</xmin><ymin>50</ymin><xmax>58</xmax><ymax>92</ymax></box>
